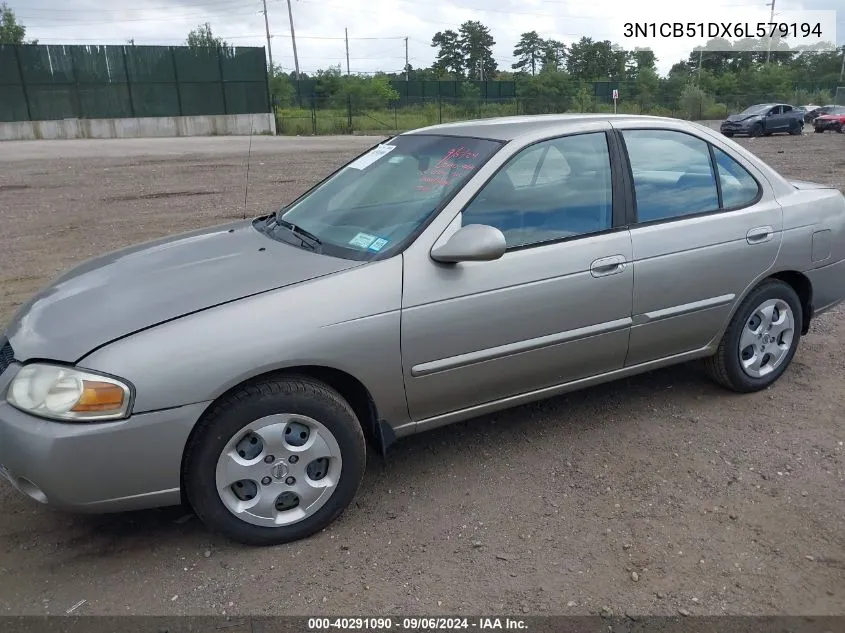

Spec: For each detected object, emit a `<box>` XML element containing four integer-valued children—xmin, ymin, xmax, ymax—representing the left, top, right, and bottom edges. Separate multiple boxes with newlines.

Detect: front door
<box><xmin>400</xmin><ymin>130</ymin><xmax>634</xmax><ymax>424</ymax></box>
<box><xmin>614</xmin><ymin>125</ymin><xmax>783</xmax><ymax>366</ymax></box>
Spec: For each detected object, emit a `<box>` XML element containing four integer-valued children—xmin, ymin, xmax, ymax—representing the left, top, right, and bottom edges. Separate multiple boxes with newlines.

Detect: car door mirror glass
<box><xmin>430</xmin><ymin>224</ymin><xmax>507</xmax><ymax>263</ymax></box>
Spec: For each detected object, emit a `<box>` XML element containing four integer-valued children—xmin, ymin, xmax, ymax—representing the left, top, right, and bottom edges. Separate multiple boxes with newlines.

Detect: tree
<box><xmin>186</xmin><ymin>22</ymin><xmax>228</xmax><ymax>49</ymax></box>
<box><xmin>566</xmin><ymin>37</ymin><xmax>629</xmax><ymax>81</ymax></box>
<box><xmin>512</xmin><ymin>31</ymin><xmax>545</xmax><ymax>76</ymax></box>
<box><xmin>459</xmin><ymin>21</ymin><xmax>497</xmax><ymax>80</ymax></box>
<box><xmin>431</xmin><ymin>30</ymin><xmax>464</xmax><ymax>78</ymax></box>
<box><xmin>541</xmin><ymin>40</ymin><xmax>567</xmax><ymax>73</ymax></box>
<box><xmin>1</xmin><ymin>2</ymin><xmax>30</xmax><ymax>45</ymax></box>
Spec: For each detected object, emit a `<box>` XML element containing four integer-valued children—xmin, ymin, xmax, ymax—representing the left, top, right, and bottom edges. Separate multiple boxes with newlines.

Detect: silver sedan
<box><xmin>1</xmin><ymin>114</ymin><xmax>844</xmax><ymax>545</ymax></box>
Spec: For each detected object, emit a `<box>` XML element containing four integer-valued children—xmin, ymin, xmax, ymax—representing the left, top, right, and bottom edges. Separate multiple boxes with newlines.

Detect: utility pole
<box><xmin>698</xmin><ymin>47</ymin><xmax>703</xmax><ymax>83</ymax></box>
<box><xmin>345</xmin><ymin>28</ymin><xmax>350</xmax><ymax>75</ymax></box>
<box><xmin>765</xmin><ymin>0</ymin><xmax>776</xmax><ymax>64</ymax></box>
<box><xmin>261</xmin><ymin>0</ymin><xmax>274</xmax><ymax>75</ymax></box>
<box><xmin>404</xmin><ymin>37</ymin><xmax>409</xmax><ymax>81</ymax></box>
<box><xmin>286</xmin><ymin>0</ymin><xmax>301</xmax><ymax>81</ymax></box>
<box><xmin>839</xmin><ymin>44</ymin><xmax>845</xmax><ymax>83</ymax></box>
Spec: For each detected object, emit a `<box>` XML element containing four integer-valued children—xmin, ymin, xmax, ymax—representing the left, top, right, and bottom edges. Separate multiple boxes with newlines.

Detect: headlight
<box><xmin>7</xmin><ymin>363</ymin><xmax>131</xmax><ymax>421</ymax></box>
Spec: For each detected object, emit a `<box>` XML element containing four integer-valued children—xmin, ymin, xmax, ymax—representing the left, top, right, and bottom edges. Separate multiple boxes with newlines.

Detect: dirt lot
<box><xmin>0</xmin><ymin>129</ymin><xmax>843</xmax><ymax>618</ymax></box>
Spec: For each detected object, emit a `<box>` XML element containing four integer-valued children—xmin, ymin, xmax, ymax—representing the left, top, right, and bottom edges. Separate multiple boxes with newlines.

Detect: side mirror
<box><xmin>430</xmin><ymin>224</ymin><xmax>507</xmax><ymax>264</ymax></box>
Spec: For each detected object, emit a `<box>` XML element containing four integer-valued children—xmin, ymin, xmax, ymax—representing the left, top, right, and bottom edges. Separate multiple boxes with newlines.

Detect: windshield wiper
<box><xmin>269</xmin><ymin>216</ymin><xmax>322</xmax><ymax>250</ymax></box>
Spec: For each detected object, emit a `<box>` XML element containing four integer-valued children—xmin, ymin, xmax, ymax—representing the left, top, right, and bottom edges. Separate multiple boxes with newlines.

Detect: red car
<box><xmin>813</xmin><ymin>106</ymin><xmax>845</xmax><ymax>133</ymax></box>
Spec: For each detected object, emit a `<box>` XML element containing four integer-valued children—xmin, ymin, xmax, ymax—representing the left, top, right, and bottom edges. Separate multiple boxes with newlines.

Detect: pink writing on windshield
<box><xmin>417</xmin><ymin>146</ymin><xmax>481</xmax><ymax>189</ymax></box>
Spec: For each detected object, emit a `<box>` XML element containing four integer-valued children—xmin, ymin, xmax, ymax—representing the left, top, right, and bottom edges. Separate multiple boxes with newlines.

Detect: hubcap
<box><xmin>738</xmin><ymin>298</ymin><xmax>795</xmax><ymax>379</ymax></box>
<box><xmin>215</xmin><ymin>414</ymin><xmax>343</xmax><ymax>527</ymax></box>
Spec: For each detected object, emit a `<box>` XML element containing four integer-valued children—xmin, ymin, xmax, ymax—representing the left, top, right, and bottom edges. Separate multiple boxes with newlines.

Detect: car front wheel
<box><xmin>183</xmin><ymin>376</ymin><xmax>367</xmax><ymax>546</ymax></box>
<box><xmin>750</xmin><ymin>122</ymin><xmax>764</xmax><ymax>137</ymax></box>
<box><xmin>704</xmin><ymin>280</ymin><xmax>802</xmax><ymax>393</ymax></box>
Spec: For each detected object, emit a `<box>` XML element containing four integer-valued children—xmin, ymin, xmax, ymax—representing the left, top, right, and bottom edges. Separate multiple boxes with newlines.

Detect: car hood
<box><xmin>725</xmin><ymin>114</ymin><xmax>758</xmax><ymax>123</ymax></box>
<box><xmin>816</xmin><ymin>114</ymin><xmax>843</xmax><ymax>121</ymax></box>
<box><xmin>5</xmin><ymin>219</ymin><xmax>364</xmax><ymax>363</ymax></box>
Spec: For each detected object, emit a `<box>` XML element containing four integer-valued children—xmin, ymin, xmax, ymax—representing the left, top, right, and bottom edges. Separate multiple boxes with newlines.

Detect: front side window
<box><xmin>622</xmin><ymin>129</ymin><xmax>719</xmax><ymax>222</ymax></box>
<box><xmin>268</xmin><ymin>134</ymin><xmax>503</xmax><ymax>259</ymax></box>
<box><xmin>461</xmin><ymin>132</ymin><xmax>613</xmax><ymax>249</ymax></box>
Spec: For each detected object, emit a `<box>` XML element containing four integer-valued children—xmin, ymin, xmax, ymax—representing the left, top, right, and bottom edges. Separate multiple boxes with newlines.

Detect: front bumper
<box><xmin>814</xmin><ymin>120</ymin><xmax>841</xmax><ymax>131</ymax></box>
<box><xmin>0</xmin><ymin>363</ymin><xmax>209</xmax><ymax>513</ymax></box>
<box><xmin>720</xmin><ymin>122</ymin><xmax>749</xmax><ymax>135</ymax></box>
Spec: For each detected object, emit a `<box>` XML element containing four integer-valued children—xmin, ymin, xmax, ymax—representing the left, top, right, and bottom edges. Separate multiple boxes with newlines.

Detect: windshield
<box><xmin>827</xmin><ymin>106</ymin><xmax>845</xmax><ymax>115</ymax></box>
<box><xmin>741</xmin><ymin>104</ymin><xmax>771</xmax><ymax>115</ymax></box>
<box><xmin>269</xmin><ymin>134</ymin><xmax>504</xmax><ymax>260</ymax></box>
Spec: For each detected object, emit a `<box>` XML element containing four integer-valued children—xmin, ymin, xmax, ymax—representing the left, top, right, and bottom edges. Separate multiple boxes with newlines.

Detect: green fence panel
<box><xmin>71</xmin><ymin>45</ymin><xmax>127</xmax><ymax>83</ymax></box>
<box><xmin>125</xmin><ymin>46</ymin><xmax>176</xmax><ymax>82</ymax></box>
<box><xmin>0</xmin><ymin>86</ymin><xmax>28</xmax><ymax>121</ymax></box>
<box><xmin>18</xmin><ymin>45</ymin><xmax>75</xmax><ymax>84</ymax></box>
<box><xmin>130</xmin><ymin>83</ymin><xmax>180</xmax><ymax>117</ymax></box>
<box><xmin>179</xmin><ymin>82</ymin><xmax>226</xmax><ymax>116</ymax></box>
<box><xmin>78</xmin><ymin>84</ymin><xmax>133</xmax><ymax>119</ymax></box>
<box><xmin>0</xmin><ymin>45</ymin><xmax>22</xmax><ymax>84</ymax></box>
<box><xmin>222</xmin><ymin>48</ymin><xmax>266</xmax><ymax>81</ymax></box>
<box><xmin>26</xmin><ymin>85</ymin><xmax>77</xmax><ymax>120</ymax></box>
<box><xmin>173</xmin><ymin>47</ymin><xmax>221</xmax><ymax>83</ymax></box>
<box><xmin>224</xmin><ymin>81</ymin><xmax>268</xmax><ymax>115</ymax></box>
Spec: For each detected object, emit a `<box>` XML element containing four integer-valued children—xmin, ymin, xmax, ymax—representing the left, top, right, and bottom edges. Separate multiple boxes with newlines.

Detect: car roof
<box><xmin>400</xmin><ymin>113</ymin><xmax>695</xmax><ymax>142</ymax></box>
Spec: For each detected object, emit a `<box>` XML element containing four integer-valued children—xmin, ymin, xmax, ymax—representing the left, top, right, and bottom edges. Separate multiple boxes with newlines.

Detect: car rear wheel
<box><xmin>750</xmin><ymin>122</ymin><xmax>764</xmax><ymax>137</ymax></box>
<box><xmin>183</xmin><ymin>376</ymin><xmax>367</xmax><ymax>546</ymax></box>
<box><xmin>788</xmin><ymin>121</ymin><xmax>802</xmax><ymax>135</ymax></box>
<box><xmin>703</xmin><ymin>280</ymin><xmax>802</xmax><ymax>393</ymax></box>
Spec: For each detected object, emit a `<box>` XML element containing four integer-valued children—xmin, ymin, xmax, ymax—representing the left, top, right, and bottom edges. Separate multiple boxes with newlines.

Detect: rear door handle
<box><xmin>590</xmin><ymin>254</ymin><xmax>627</xmax><ymax>277</ymax></box>
<box><xmin>747</xmin><ymin>226</ymin><xmax>774</xmax><ymax>244</ymax></box>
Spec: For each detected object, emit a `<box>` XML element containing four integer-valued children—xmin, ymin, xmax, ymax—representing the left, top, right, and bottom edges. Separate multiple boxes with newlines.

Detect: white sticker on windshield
<box><xmin>349</xmin><ymin>232</ymin><xmax>377</xmax><ymax>248</ymax></box>
<box><xmin>347</xmin><ymin>144</ymin><xmax>396</xmax><ymax>170</ymax></box>
<box><xmin>368</xmin><ymin>237</ymin><xmax>389</xmax><ymax>252</ymax></box>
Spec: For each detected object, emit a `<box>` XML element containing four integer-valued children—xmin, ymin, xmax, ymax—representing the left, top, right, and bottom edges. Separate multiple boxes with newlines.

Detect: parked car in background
<box><xmin>812</xmin><ymin>106</ymin><xmax>845</xmax><ymax>133</ymax></box>
<box><xmin>720</xmin><ymin>103</ymin><xmax>804</xmax><ymax>137</ymax></box>
<box><xmin>2</xmin><ymin>114</ymin><xmax>845</xmax><ymax>546</ymax></box>
<box><xmin>804</xmin><ymin>104</ymin><xmax>840</xmax><ymax>123</ymax></box>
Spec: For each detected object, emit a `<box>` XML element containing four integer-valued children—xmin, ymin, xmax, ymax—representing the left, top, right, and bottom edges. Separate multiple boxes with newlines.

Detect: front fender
<box><xmin>76</xmin><ymin>256</ymin><xmax>410</xmax><ymax>429</ymax></box>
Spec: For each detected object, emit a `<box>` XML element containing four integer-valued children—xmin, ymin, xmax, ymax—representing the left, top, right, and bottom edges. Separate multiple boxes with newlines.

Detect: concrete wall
<box><xmin>0</xmin><ymin>113</ymin><xmax>276</xmax><ymax>141</ymax></box>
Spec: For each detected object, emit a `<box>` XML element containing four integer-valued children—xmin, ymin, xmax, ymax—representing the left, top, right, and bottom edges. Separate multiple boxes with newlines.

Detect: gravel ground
<box><xmin>0</xmin><ymin>129</ymin><xmax>843</xmax><ymax>618</ymax></box>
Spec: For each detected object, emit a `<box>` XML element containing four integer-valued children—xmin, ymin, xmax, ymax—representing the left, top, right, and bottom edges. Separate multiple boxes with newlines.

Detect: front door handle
<box><xmin>590</xmin><ymin>254</ymin><xmax>627</xmax><ymax>277</ymax></box>
<box><xmin>747</xmin><ymin>226</ymin><xmax>774</xmax><ymax>245</ymax></box>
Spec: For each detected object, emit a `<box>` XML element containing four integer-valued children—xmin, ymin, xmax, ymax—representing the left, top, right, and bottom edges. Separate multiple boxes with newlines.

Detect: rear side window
<box><xmin>712</xmin><ymin>147</ymin><xmax>760</xmax><ymax>208</ymax></box>
<box><xmin>622</xmin><ymin>129</ymin><xmax>719</xmax><ymax>222</ymax></box>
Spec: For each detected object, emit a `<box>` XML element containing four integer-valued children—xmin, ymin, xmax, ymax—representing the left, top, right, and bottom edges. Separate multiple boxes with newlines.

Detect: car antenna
<box><xmin>242</xmin><ymin>112</ymin><xmax>255</xmax><ymax>220</ymax></box>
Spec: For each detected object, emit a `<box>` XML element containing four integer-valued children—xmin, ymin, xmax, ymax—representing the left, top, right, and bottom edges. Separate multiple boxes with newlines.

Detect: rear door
<box><xmin>614</xmin><ymin>123</ymin><xmax>783</xmax><ymax>366</ymax></box>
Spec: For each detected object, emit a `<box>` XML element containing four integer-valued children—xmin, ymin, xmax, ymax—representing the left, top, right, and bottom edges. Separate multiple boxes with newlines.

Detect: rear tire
<box><xmin>183</xmin><ymin>376</ymin><xmax>367</xmax><ymax>546</ymax></box>
<box><xmin>789</xmin><ymin>122</ymin><xmax>802</xmax><ymax>135</ymax></box>
<box><xmin>704</xmin><ymin>280</ymin><xmax>802</xmax><ymax>393</ymax></box>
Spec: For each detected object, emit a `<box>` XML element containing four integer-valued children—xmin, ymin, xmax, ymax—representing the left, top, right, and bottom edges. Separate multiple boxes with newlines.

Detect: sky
<box><xmin>9</xmin><ymin>0</ymin><xmax>844</xmax><ymax>77</ymax></box>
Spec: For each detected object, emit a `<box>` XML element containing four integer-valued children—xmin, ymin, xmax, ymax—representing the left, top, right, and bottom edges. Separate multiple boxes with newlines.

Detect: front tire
<box><xmin>183</xmin><ymin>376</ymin><xmax>367</xmax><ymax>546</ymax></box>
<box><xmin>750</xmin><ymin>122</ymin><xmax>764</xmax><ymax>137</ymax></box>
<box><xmin>704</xmin><ymin>280</ymin><xmax>802</xmax><ymax>393</ymax></box>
